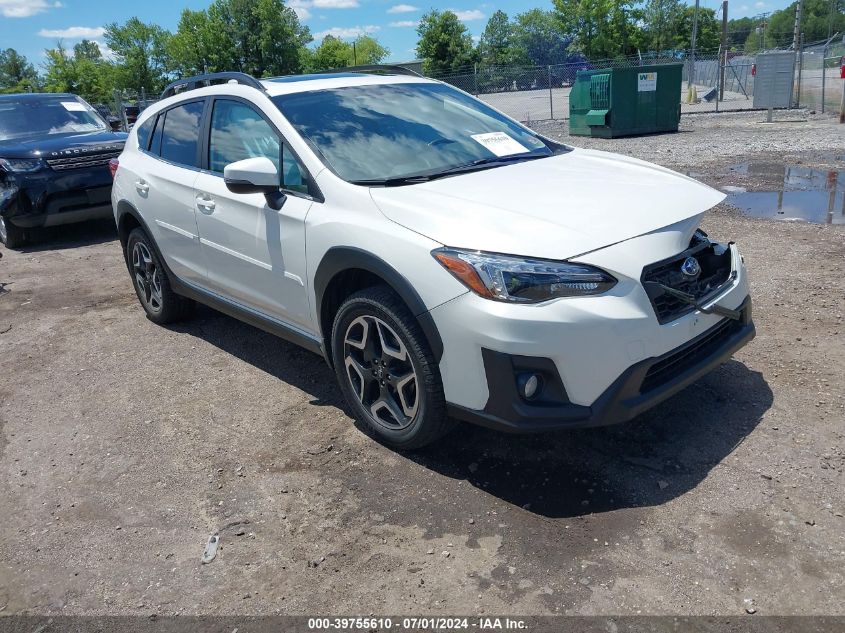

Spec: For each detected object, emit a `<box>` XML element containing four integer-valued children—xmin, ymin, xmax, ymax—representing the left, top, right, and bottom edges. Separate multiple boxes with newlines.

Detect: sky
<box><xmin>0</xmin><ymin>0</ymin><xmax>795</xmax><ymax>66</ymax></box>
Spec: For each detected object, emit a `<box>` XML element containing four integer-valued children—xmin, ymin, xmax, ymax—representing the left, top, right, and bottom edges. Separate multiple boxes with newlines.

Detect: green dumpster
<box><xmin>569</xmin><ymin>63</ymin><xmax>682</xmax><ymax>138</ymax></box>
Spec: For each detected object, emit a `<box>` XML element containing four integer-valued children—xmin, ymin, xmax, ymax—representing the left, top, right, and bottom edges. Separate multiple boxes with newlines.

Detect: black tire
<box><xmin>331</xmin><ymin>285</ymin><xmax>453</xmax><ymax>450</ymax></box>
<box><xmin>126</xmin><ymin>227</ymin><xmax>194</xmax><ymax>324</ymax></box>
<box><xmin>0</xmin><ymin>216</ymin><xmax>27</xmax><ymax>249</ymax></box>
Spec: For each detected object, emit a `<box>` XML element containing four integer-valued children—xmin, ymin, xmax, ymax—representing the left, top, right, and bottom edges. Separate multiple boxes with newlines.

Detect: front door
<box><xmin>193</xmin><ymin>98</ymin><xmax>313</xmax><ymax>331</ymax></box>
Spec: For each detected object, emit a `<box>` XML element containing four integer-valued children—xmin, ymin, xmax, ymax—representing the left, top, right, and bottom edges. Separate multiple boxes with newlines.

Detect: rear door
<box><xmin>138</xmin><ymin>100</ymin><xmax>206</xmax><ymax>284</ymax></box>
<box><xmin>192</xmin><ymin>97</ymin><xmax>314</xmax><ymax>330</ymax></box>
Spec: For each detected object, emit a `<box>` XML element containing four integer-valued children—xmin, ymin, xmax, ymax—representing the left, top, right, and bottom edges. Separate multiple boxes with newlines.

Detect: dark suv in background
<box><xmin>0</xmin><ymin>93</ymin><xmax>127</xmax><ymax>248</ymax></box>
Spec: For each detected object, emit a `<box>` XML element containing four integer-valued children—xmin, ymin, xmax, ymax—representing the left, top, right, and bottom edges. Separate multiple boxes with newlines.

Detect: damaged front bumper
<box><xmin>0</xmin><ymin>166</ymin><xmax>114</xmax><ymax>229</ymax></box>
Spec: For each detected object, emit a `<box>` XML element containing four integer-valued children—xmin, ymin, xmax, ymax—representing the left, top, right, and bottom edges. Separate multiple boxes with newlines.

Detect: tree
<box><xmin>311</xmin><ymin>35</ymin><xmax>353</xmax><ymax>70</ymax></box>
<box><xmin>682</xmin><ymin>7</ymin><xmax>721</xmax><ymax>52</ymax></box>
<box><xmin>105</xmin><ymin>17</ymin><xmax>172</xmax><ymax>93</ymax></box>
<box><xmin>203</xmin><ymin>0</ymin><xmax>312</xmax><ymax>77</ymax></box>
<box><xmin>0</xmin><ymin>48</ymin><xmax>39</xmax><ymax>93</ymax></box>
<box><xmin>642</xmin><ymin>0</ymin><xmax>684</xmax><ymax>52</ymax></box>
<box><xmin>765</xmin><ymin>0</ymin><xmax>845</xmax><ymax>48</ymax></box>
<box><xmin>42</xmin><ymin>41</ymin><xmax>117</xmax><ymax>104</ymax></box>
<box><xmin>512</xmin><ymin>9</ymin><xmax>574</xmax><ymax>67</ymax></box>
<box><xmin>416</xmin><ymin>10</ymin><xmax>476</xmax><ymax>74</ymax></box>
<box><xmin>553</xmin><ymin>0</ymin><xmax>643</xmax><ymax>59</ymax></box>
<box><xmin>478</xmin><ymin>10</ymin><xmax>527</xmax><ymax>67</ymax></box>
<box><xmin>350</xmin><ymin>35</ymin><xmax>389</xmax><ymax>66</ymax></box>
<box><xmin>167</xmin><ymin>8</ymin><xmax>221</xmax><ymax>76</ymax></box>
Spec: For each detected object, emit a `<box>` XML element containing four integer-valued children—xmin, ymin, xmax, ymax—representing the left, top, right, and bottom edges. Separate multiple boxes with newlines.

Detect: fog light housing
<box><xmin>517</xmin><ymin>373</ymin><xmax>542</xmax><ymax>400</ymax></box>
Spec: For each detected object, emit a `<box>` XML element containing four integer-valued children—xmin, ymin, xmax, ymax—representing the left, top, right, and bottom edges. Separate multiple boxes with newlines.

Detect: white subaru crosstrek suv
<box><xmin>111</xmin><ymin>68</ymin><xmax>754</xmax><ymax>449</ymax></box>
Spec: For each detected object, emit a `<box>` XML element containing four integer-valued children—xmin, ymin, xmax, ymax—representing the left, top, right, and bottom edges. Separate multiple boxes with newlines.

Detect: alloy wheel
<box><xmin>132</xmin><ymin>241</ymin><xmax>163</xmax><ymax>313</ymax></box>
<box><xmin>0</xmin><ymin>216</ymin><xmax>7</xmax><ymax>243</ymax></box>
<box><xmin>343</xmin><ymin>315</ymin><xmax>419</xmax><ymax>430</ymax></box>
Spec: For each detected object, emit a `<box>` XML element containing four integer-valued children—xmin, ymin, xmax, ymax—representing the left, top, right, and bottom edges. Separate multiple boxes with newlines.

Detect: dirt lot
<box><xmin>0</xmin><ymin>110</ymin><xmax>843</xmax><ymax>618</ymax></box>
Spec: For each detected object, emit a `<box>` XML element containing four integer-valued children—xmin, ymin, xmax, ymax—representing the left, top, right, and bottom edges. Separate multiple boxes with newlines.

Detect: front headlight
<box><xmin>0</xmin><ymin>157</ymin><xmax>44</xmax><ymax>173</ymax></box>
<box><xmin>432</xmin><ymin>247</ymin><xmax>617</xmax><ymax>303</ymax></box>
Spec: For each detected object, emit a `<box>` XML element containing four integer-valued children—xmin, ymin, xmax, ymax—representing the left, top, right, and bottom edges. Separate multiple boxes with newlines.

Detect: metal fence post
<box><xmin>796</xmin><ymin>32</ymin><xmax>804</xmax><ymax>107</ymax></box>
<box><xmin>473</xmin><ymin>63</ymin><xmax>478</xmax><ymax>96</ymax></box>
<box><xmin>821</xmin><ymin>43</ymin><xmax>827</xmax><ymax>113</ymax></box>
<box><xmin>548</xmin><ymin>66</ymin><xmax>554</xmax><ymax>120</ymax></box>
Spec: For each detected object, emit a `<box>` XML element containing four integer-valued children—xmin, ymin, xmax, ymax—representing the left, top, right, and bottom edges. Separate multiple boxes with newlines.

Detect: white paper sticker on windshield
<box><xmin>471</xmin><ymin>132</ymin><xmax>529</xmax><ymax>157</ymax></box>
<box><xmin>61</xmin><ymin>101</ymin><xmax>87</xmax><ymax>112</ymax></box>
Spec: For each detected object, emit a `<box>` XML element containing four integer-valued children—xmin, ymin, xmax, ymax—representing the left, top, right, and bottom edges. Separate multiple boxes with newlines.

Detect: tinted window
<box><xmin>271</xmin><ymin>83</ymin><xmax>551</xmax><ymax>183</ymax></box>
<box><xmin>136</xmin><ymin>116</ymin><xmax>155</xmax><ymax>151</ymax></box>
<box><xmin>209</xmin><ymin>100</ymin><xmax>279</xmax><ymax>173</ymax></box>
<box><xmin>282</xmin><ymin>144</ymin><xmax>308</xmax><ymax>195</ymax></box>
<box><xmin>149</xmin><ymin>115</ymin><xmax>163</xmax><ymax>155</ymax></box>
<box><xmin>0</xmin><ymin>96</ymin><xmax>107</xmax><ymax>141</ymax></box>
<box><xmin>160</xmin><ymin>101</ymin><xmax>203</xmax><ymax>167</ymax></box>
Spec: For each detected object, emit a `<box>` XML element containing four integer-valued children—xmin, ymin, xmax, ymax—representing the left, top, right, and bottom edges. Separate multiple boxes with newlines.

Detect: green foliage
<box><xmin>478</xmin><ymin>10</ymin><xmax>528</xmax><ymax>67</ymax></box>
<box><xmin>0</xmin><ymin>48</ymin><xmax>40</xmax><ymax>93</ymax></box>
<box><xmin>511</xmin><ymin>9</ymin><xmax>574</xmax><ymax>67</ymax></box>
<box><xmin>553</xmin><ymin>0</ymin><xmax>643</xmax><ymax>58</ymax></box>
<box><xmin>306</xmin><ymin>34</ymin><xmax>389</xmax><ymax>71</ymax></box>
<box><xmin>416</xmin><ymin>10</ymin><xmax>476</xmax><ymax>74</ymax></box>
<box><xmin>105</xmin><ymin>17</ymin><xmax>172</xmax><ymax>94</ymax></box>
<box><xmin>41</xmin><ymin>41</ymin><xmax>117</xmax><ymax>104</ymax></box>
<box><xmin>766</xmin><ymin>0</ymin><xmax>845</xmax><ymax>47</ymax></box>
<box><xmin>641</xmin><ymin>0</ymin><xmax>684</xmax><ymax>51</ymax></box>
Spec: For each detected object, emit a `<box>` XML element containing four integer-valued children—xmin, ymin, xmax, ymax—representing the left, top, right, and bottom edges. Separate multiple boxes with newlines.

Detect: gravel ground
<box><xmin>0</xmin><ymin>110</ymin><xmax>843</xmax><ymax>618</ymax></box>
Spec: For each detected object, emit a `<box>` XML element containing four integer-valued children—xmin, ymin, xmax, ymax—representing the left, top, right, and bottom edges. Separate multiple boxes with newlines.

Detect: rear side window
<box><xmin>160</xmin><ymin>101</ymin><xmax>204</xmax><ymax>167</ymax></box>
<box><xmin>136</xmin><ymin>116</ymin><xmax>155</xmax><ymax>151</ymax></box>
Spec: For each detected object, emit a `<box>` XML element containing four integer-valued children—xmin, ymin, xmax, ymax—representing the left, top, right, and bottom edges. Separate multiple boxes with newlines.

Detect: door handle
<box><xmin>196</xmin><ymin>194</ymin><xmax>216</xmax><ymax>213</ymax></box>
<box><xmin>134</xmin><ymin>179</ymin><xmax>149</xmax><ymax>195</ymax></box>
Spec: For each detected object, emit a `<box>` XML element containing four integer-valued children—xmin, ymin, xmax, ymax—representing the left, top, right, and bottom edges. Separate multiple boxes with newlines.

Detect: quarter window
<box><xmin>160</xmin><ymin>101</ymin><xmax>204</xmax><ymax>167</ymax></box>
<box><xmin>136</xmin><ymin>116</ymin><xmax>155</xmax><ymax>151</ymax></box>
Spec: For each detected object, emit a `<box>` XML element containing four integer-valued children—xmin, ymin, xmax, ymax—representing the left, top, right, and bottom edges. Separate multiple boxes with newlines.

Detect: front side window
<box><xmin>272</xmin><ymin>82</ymin><xmax>556</xmax><ymax>183</ymax></box>
<box><xmin>209</xmin><ymin>100</ymin><xmax>280</xmax><ymax>174</ymax></box>
<box><xmin>209</xmin><ymin>99</ymin><xmax>310</xmax><ymax>195</ymax></box>
<box><xmin>0</xmin><ymin>97</ymin><xmax>107</xmax><ymax>141</ymax></box>
<box><xmin>160</xmin><ymin>101</ymin><xmax>204</xmax><ymax>167</ymax></box>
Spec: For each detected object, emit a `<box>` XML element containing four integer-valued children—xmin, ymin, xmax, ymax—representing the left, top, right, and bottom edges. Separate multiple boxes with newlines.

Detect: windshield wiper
<box><xmin>351</xmin><ymin>152</ymin><xmax>551</xmax><ymax>187</ymax></box>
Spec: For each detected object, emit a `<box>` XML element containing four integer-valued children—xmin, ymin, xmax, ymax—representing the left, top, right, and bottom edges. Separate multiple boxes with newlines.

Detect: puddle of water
<box><xmin>722</xmin><ymin>163</ymin><xmax>845</xmax><ymax>225</ymax></box>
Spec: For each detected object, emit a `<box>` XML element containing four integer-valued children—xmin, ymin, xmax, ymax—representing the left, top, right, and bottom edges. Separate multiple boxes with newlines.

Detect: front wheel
<box><xmin>0</xmin><ymin>216</ymin><xmax>27</xmax><ymax>249</ymax></box>
<box><xmin>331</xmin><ymin>286</ymin><xmax>453</xmax><ymax>450</ymax></box>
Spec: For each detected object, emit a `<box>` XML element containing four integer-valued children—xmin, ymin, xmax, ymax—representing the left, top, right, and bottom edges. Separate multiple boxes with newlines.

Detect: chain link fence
<box><xmin>427</xmin><ymin>42</ymin><xmax>843</xmax><ymax>123</ymax></box>
<box><xmin>796</xmin><ymin>37</ymin><xmax>845</xmax><ymax>114</ymax></box>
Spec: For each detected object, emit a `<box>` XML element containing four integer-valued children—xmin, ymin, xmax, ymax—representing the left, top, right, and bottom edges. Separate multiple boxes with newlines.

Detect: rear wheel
<box><xmin>331</xmin><ymin>286</ymin><xmax>453</xmax><ymax>449</ymax></box>
<box><xmin>0</xmin><ymin>216</ymin><xmax>27</xmax><ymax>249</ymax></box>
<box><xmin>126</xmin><ymin>227</ymin><xmax>193</xmax><ymax>324</ymax></box>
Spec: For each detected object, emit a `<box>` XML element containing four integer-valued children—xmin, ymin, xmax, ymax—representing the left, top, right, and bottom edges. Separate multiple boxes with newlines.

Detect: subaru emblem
<box><xmin>681</xmin><ymin>256</ymin><xmax>701</xmax><ymax>278</ymax></box>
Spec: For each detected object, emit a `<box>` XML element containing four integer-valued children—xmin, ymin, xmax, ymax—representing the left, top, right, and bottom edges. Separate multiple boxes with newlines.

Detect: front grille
<box><xmin>641</xmin><ymin>238</ymin><xmax>733</xmax><ymax>324</ymax></box>
<box><xmin>45</xmin><ymin>148</ymin><xmax>122</xmax><ymax>172</ymax></box>
<box><xmin>640</xmin><ymin>318</ymin><xmax>739</xmax><ymax>394</ymax></box>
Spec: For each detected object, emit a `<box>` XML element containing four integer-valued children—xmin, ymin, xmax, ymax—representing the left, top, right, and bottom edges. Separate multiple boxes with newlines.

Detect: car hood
<box><xmin>369</xmin><ymin>147</ymin><xmax>725</xmax><ymax>260</ymax></box>
<box><xmin>0</xmin><ymin>130</ymin><xmax>127</xmax><ymax>159</ymax></box>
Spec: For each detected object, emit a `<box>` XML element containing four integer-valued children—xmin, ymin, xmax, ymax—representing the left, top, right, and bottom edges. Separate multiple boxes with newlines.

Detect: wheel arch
<box><xmin>314</xmin><ymin>247</ymin><xmax>444</xmax><ymax>367</ymax></box>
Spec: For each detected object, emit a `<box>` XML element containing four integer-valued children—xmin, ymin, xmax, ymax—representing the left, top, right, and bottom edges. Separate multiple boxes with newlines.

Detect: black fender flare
<box><xmin>314</xmin><ymin>246</ymin><xmax>444</xmax><ymax>363</ymax></box>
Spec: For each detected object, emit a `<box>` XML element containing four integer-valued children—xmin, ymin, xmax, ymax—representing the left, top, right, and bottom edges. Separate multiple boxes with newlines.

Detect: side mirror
<box><xmin>224</xmin><ymin>157</ymin><xmax>286</xmax><ymax>210</ymax></box>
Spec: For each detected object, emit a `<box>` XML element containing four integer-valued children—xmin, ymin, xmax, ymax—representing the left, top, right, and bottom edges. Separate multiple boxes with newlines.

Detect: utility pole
<box><xmin>687</xmin><ymin>0</ymin><xmax>701</xmax><ymax>102</ymax></box>
<box><xmin>792</xmin><ymin>0</ymin><xmax>804</xmax><ymax>51</ymax></box>
<box><xmin>720</xmin><ymin>1</ymin><xmax>728</xmax><ymax>100</ymax></box>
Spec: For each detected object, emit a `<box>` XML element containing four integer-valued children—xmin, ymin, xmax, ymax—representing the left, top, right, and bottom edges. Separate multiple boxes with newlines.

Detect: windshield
<box><xmin>272</xmin><ymin>82</ymin><xmax>557</xmax><ymax>183</ymax></box>
<box><xmin>0</xmin><ymin>97</ymin><xmax>108</xmax><ymax>141</ymax></box>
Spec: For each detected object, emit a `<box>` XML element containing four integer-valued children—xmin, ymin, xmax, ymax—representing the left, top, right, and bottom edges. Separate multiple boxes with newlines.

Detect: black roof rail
<box><xmin>313</xmin><ymin>64</ymin><xmax>423</xmax><ymax>78</ymax></box>
<box><xmin>160</xmin><ymin>72</ymin><xmax>266</xmax><ymax>99</ymax></box>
